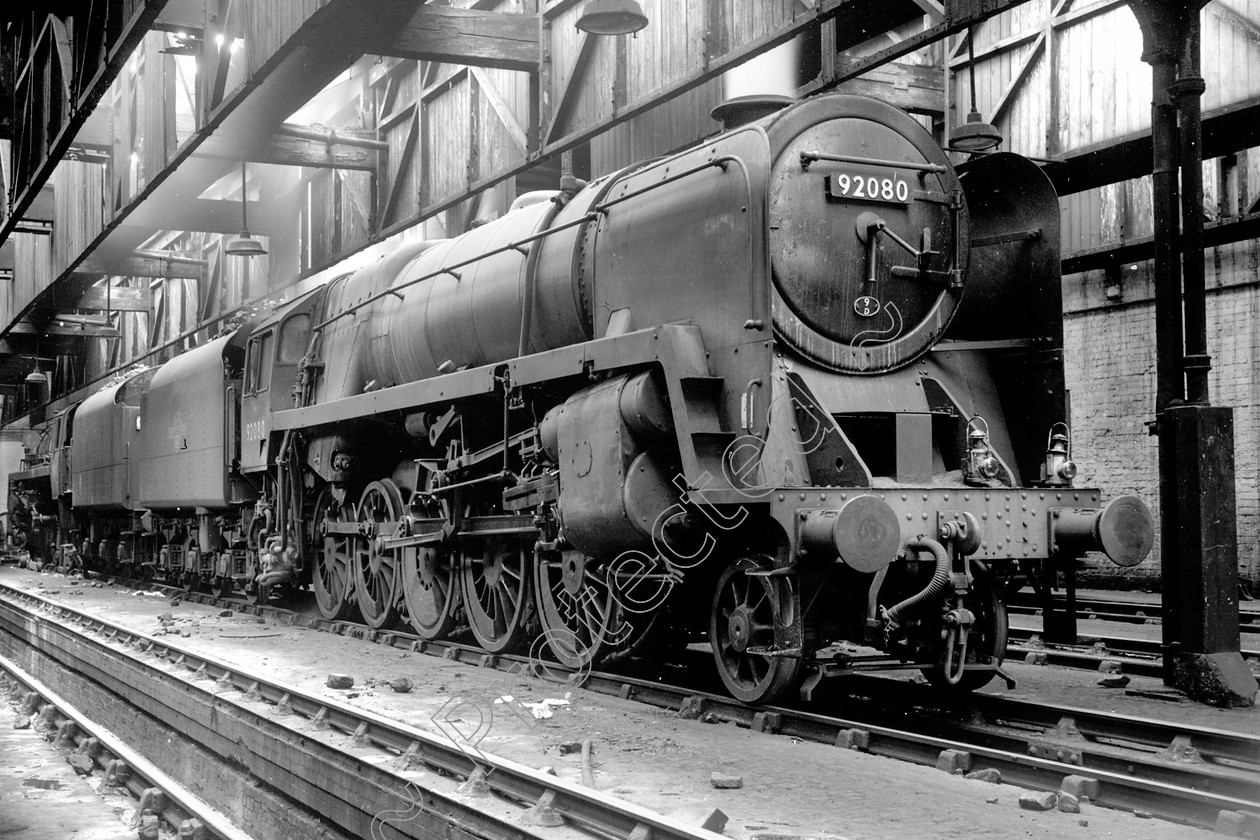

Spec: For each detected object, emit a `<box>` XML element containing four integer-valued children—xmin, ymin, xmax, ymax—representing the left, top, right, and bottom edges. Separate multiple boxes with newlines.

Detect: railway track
<box><xmin>1007</xmin><ymin>627</ymin><xmax>1260</xmax><ymax>680</ymax></box>
<box><xmin>1007</xmin><ymin>593</ymin><xmax>1260</xmax><ymax>634</ymax></box>
<box><xmin>1</xmin><ymin>580</ymin><xmax>1256</xmax><ymax>831</ymax></box>
<box><xmin>0</xmin><ymin>653</ymin><xmax>253</xmax><ymax>840</ymax></box>
<box><xmin>0</xmin><ymin>583</ymin><xmax>726</xmax><ymax>840</ymax></box>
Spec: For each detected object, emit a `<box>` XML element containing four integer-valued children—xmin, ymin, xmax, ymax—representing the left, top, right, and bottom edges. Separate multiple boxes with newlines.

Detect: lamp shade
<box><xmin>226</xmin><ymin>230</ymin><xmax>268</xmax><ymax>257</ymax></box>
<box><xmin>576</xmin><ymin>0</ymin><xmax>648</xmax><ymax>35</ymax></box>
<box><xmin>949</xmin><ymin>110</ymin><xmax>1003</xmax><ymax>153</ymax></box>
<box><xmin>24</xmin><ymin>370</ymin><xmax>47</xmax><ymax>387</ymax></box>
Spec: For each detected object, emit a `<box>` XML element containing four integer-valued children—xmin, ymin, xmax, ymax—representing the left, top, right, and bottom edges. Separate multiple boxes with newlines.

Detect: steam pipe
<box><xmin>518</xmin><ymin>195</ymin><xmax>566</xmax><ymax>356</ymax></box>
<box><xmin>881</xmin><ymin>537</ymin><xmax>951</xmax><ymax>630</ymax></box>
<box><xmin>274</xmin><ymin>430</ymin><xmax>293</xmax><ymax>553</ymax></box>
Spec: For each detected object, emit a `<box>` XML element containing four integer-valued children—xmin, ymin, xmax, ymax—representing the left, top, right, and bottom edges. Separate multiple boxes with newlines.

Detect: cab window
<box><xmin>277</xmin><ymin>314</ymin><xmax>310</xmax><ymax>364</ymax></box>
<box><xmin>245</xmin><ymin>330</ymin><xmax>274</xmax><ymax>393</ymax></box>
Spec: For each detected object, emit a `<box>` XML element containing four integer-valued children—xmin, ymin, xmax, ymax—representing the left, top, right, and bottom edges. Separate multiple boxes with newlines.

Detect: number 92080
<box><xmin>825</xmin><ymin>171</ymin><xmax>911</xmax><ymax>204</ymax></box>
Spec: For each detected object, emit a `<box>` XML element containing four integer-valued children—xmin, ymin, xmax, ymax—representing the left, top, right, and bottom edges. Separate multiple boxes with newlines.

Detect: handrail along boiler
<box><xmin>12</xmin><ymin>94</ymin><xmax>1154</xmax><ymax>704</ymax></box>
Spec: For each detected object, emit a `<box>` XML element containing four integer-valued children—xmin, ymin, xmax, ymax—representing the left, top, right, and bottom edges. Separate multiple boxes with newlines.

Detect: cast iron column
<box><xmin>1176</xmin><ymin>16</ymin><xmax>1209</xmax><ymax>404</ymax></box>
<box><xmin>1129</xmin><ymin>0</ymin><xmax>1254</xmax><ymax>706</ymax></box>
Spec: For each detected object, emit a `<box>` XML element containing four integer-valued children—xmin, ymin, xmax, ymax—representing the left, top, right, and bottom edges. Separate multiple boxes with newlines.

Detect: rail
<box><xmin>0</xmin><ymin>652</ymin><xmax>252</xmax><ymax>840</ymax></box>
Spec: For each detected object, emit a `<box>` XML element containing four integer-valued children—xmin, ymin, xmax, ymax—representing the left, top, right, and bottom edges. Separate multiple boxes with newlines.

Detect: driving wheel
<box><xmin>534</xmin><ymin>550</ymin><xmax>623</xmax><ymax>668</ymax></box>
<box><xmin>459</xmin><ymin>537</ymin><xmax>531</xmax><ymax>653</ymax></box>
<box><xmin>313</xmin><ymin>488</ymin><xmax>357</xmax><ymax>621</ymax></box>
<box><xmin>401</xmin><ymin>476</ymin><xmax>459</xmax><ymax>640</ymax></box>
<box><xmin>352</xmin><ymin>480</ymin><xmax>405</xmax><ymax>629</ymax></box>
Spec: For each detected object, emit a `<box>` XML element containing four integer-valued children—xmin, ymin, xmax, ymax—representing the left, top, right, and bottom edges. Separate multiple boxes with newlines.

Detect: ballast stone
<box><xmin>1057</xmin><ymin>792</ymin><xmax>1081</xmax><ymax>813</ymax></box>
<box><xmin>326</xmin><ymin>674</ymin><xmax>354</xmax><ymax>689</ymax></box>
<box><xmin>710</xmin><ymin>772</ymin><xmax>743</xmax><ymax>789</ymax></box>
<box><xmin>138</xmin><ymin>811</ymin><xmax>161</xmax><ymax>840</ymax></box>
<box><xmin>1018</xmin><ymin>791</ymin><xmax>1059</xmax><ymax>811</ymax></box>
<box><xmin>66</xmin><ymin>753</ymin><xmax>94</xmax><ymax>775</ymax></box>
<box><xmin>965</xmin><ymin>768</ymin><xmax>1001</xmax><ymax>784</ymax></box>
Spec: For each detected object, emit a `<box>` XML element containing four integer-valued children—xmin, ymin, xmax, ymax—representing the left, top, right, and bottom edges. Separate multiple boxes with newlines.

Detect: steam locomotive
<box><xmin>9</xmin><ymin>93</ymin><xmax>1154</xmax><ymax>704</ymax></box>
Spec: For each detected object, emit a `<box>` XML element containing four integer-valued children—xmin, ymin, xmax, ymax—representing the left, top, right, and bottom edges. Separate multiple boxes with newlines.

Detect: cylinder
<box><xmin>618</xmin><ymin>371</ymin><xmax>673</xmax><ymax>440</ymax></box>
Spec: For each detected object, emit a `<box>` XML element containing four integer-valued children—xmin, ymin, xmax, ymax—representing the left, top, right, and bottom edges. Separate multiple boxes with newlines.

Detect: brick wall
<box><xmin>1062</xmin><ymin>237</ymin><xmax>1260</xmax><ymax>587</ymax></box>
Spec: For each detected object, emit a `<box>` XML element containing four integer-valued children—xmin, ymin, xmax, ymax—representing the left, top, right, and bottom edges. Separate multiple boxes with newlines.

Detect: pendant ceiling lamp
<box><xmin>949</xmin><ymin>28</ymin><xmax>1003</xmax><ymax>153</ymax></box>
<box><xmin>225</xmin><ymin>160</ymin><xmax>267</xmax><ymax>257</ymax></box>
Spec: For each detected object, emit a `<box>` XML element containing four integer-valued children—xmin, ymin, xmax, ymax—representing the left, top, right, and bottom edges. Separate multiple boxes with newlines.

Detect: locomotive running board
<box><xmin>273</xmin><ymin>324</ymin><xmax>708</xmax><ymax>432</ymax></box>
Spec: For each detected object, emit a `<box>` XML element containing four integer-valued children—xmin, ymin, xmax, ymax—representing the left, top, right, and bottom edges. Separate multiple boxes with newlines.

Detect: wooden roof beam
<box><xmin>544</xmin><ymin>31</ymin><xmax>594</xmax><ymax>145</ymax></box>
<box><xmin>1062</xmin><ymin>210</ymin><xmax>1260</xmax><ymax>275</ymax></box>
<box><xmin>66</xmin><ymin>285</ymin><xmax>152</xmax><ymax>312</ymax></box>
<box><xmin>77</xmin><ymin>254</ymin><xmax>204</xmax><ymax>280</ymax></box>
<box><xmin>215</xmin><ymin>138</ymin><xmax>378</xmax><ymax>171</ymax></box>
<box><xmin>1049</xmin><ymin>96</ymin><xmax>1260</xmax><ymax>196</ymax></box>
<box><xmin>835</xmin><ymin>62</ymin><xmax>945</xmax><ymax>117</ymax></box>
<box><xmin>908</xmin><ymin>0</ymin><xmax>945</xmax><ymax>21</ymax></box>
<box><xmin>8</xmin><ymin>321</ymin><xmax>121</xmax><ymax>339</ymax></box>
<box><xmin>314</xmin><ymin>0</ymin><xmax>540</xmax><ymax>72</ymax></box>
<box><xmin>197</xmin><ymin>124</ymin><xmax>383</xmax><ymax>171</ymax></box>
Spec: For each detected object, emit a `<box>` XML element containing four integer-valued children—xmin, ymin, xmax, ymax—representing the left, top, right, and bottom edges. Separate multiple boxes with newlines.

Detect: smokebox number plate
<box><xmin>826</xmin><ymin>170</ymin><xmax>911</xmax><ymax>204</ymax></box>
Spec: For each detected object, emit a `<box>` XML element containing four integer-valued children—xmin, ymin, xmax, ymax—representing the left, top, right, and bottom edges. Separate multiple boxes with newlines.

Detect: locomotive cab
<box><xmin>7</xmin><ymin>411</ymin><xmax>72</xmax><ymax>565</ymax></box>
<box><xmin>239</xmin><ymin>289</ymin><xmax>323</xmax><ymax>474</ymax></box>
